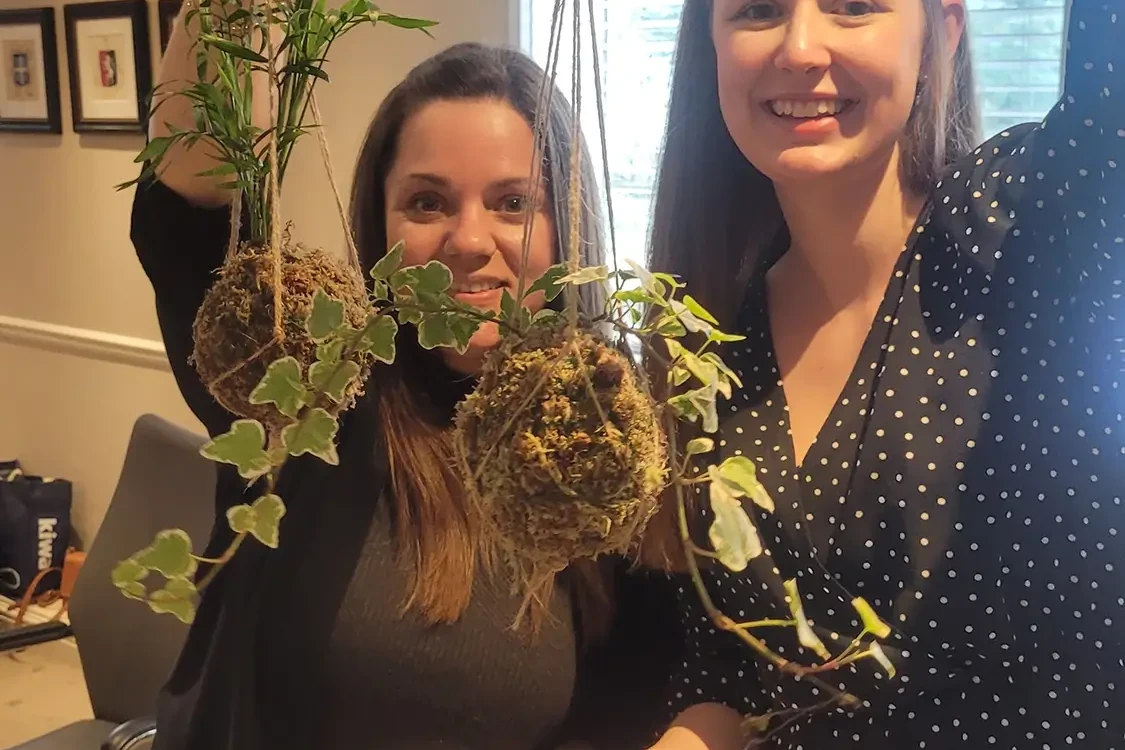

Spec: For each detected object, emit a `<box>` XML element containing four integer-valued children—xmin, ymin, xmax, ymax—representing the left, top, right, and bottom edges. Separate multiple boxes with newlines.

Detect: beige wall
<box><xmin>0</xmin><ymin>0</ymin><xmax>515</xmax><ymax>545</ymax></box>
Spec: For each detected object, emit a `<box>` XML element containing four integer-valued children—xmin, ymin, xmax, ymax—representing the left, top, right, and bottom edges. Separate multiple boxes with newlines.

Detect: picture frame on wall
<box><xmin>63</xmin><ymin>0</ymin><xmax>151</xmax><ymax>133</ymax></box>
<box><xmin>158</xmin><ymin>0</ymin><xmax>183</xmax><ymax>54</ymax></box>
<box><xmin>0</xmin><ymin>8</ymin><xmax>63</xmax><ymax>134</ymax></box>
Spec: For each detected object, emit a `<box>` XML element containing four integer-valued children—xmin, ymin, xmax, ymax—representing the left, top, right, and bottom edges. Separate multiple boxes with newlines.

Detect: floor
<box><xmin>0</xmin><ymin>617</ymin><xmax>92</xmax><ymax>748</ymax></box>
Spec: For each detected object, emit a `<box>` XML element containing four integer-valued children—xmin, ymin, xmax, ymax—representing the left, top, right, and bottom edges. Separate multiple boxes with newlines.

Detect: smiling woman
<box><xmin>129</xmin><ymin>6</ymin><xmax>680</xmax><ymax>745</ymax></box>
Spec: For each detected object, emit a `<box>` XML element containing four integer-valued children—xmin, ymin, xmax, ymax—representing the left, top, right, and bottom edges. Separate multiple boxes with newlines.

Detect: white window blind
<box><xmin>521</xmin><ymin>0</ymin><xmax>1068</xmax><ymax>267</ymax></box>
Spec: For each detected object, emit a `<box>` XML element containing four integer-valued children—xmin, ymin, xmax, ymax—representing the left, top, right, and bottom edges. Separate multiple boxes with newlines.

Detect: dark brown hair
<box><xmin>348</xmin><ymin>42</ymin><xmax>611</xmax><ymax>636</ymax></box>
<box><xmin>639</xmin><ymin>0</ymin><xmax>980</xmax><ymax>568</ymax></box>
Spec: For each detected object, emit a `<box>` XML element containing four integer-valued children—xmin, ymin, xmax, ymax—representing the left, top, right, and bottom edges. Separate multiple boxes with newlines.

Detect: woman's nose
<box><xmin>775</xmin><ymin>4</ymin><xmax>833</xmax><ymax>74</ymax></box>
<box><xmin>444</xmin><ymin>204</ymin><xmax>496</xmax><ymax>259</ymax></box>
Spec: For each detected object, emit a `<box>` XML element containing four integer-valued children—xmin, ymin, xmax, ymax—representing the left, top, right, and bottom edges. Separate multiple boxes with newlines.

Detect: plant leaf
<box><xmin>200</xmin><ymin>420</ymin><xmax>272</xmax><ymax>480</ymax></box>
<box><xmin>308</xmin><ymin>359</ymin><xmax>361</xmax><ymax>403</ymax></box>
<box><xmin>701</xmin><ymin>351</ymin><xmax>745</xmax><ymax>391</ymax></box>
<box><xmin>707</xmin><ymin>329</ymin><xmax>748</xmax><ymax>344</ymax></box>
<box><xmin>851</xmin><ymin>597</ymin><xmax>893</xmax><ymax>639</ymax></box>
<box><xmin>783</xmin><ymin>578</ymin><xmax>831</xmax><ymax>660</ymax></box>
<box><xmin>371</xmin><ymin>241</ymin><xmax>404</xmax><ymax>279</ymax></box>
<box><xmin>199</xmin><ymin>33</ymin><xmax>268</xmax><ymax>62</ymax></box>
<box><xmin>655</xmin><ymin>313</ymin><xmax>687</xmax><ymax>338</ymax></box>
<box><xmin>527</xmin><ymin>264</ymin><xmax>568</xmax><ymax>302</ymax></box>
<box><xmin>226</xmin><ymin>503</ymin><xmax>255</xmax><ymax>535</ymax></box>
<box><xmin>612</xmin><ymin>287</ymin><xmax>663</xmax><ymax>306</ymax></box>
<box><xmin>559</xmin><ymin>265</ymin><xmax>609</xmax><ymax>286</ymax></box>
<box><xmin>670</xmin><ymin>299</ymin><xmax>713</xmax><ymax>335</ymax></box>
<box><xmin>392</xmin><ymin>261</ymin><xmax>452</xmax><ymax>296</ymax></box>
<box><xmin>134</xmin><ymin>135</ymin><xmax>176</xmax><ymax>165</ymax></box>
<box><xmin>148</xmin><ymin>576</ymin><xmax>198</xmax><ymax>624</ymax></box>
<box><xmin>135</xmin><ymin>530</ymin><xmax>197</xmax><ymax>579</ymax></box>
<box><xmin>707</xmin><ymin>479</ymin><xmax>762</xmax><ymax>572</ymax></box>
<box><xmin>251</xmin><ymin>493</ymin><xmax>286</xmax><ymax>548</ymax></box>
<box><xmin>307</xmin><ymin>289</ymin><xmax>345</xmax><ymax>341</ymax></box>
<box><xmin>682</xmin><ymin>294</ymin><xmax>720</xmax><ymax>326</ymax></box>
<box><xmin>668</xmin><ymin>384</ymin><xmax>719</xmax><ymax>433</ymax></box>
<box><xmin>868</xmin><ymin>642</ymin><xmax>897</xmax><ymax>678</ymax></box>
<box><xmin>375</xmin><ymin>13</ymin><xmax>439</xmax><ymax>30</ymax></box>
<box><xmin>355</xmin><ymin>315</ymin><xmax>398</xmax><ymax>364</ymax></box>
<box><xmin>625</xmin><ymin>258</ymin><xmax>665</xmax><ymax>298</ymax></box>
<box><xmin>316</xmin><ymin>337</ymin><xmax>346</xmax><ymax>363</ymax></box>
<box><xmin>111</xmin><ymin>558</ymin><xmax>148</xmax><ymax>599</ymax></box>
<box><xmin>282</xmin><ymin>407</ymin><xmax>340</xmax><ymax>464</ymax></box>
<box><xmin>249</xmin><ymin>356</ymin><xmax>311</xmax><ymax>418</ymax></box>
<box><xmin>685</xmin><ymin>437</ymin><xmax>715</xmax><ymax>457</ymax></box>
<box><xmin>717</xmin><ymin>456</ymin><xmax>774</xmax><ymax>513</ymax></box>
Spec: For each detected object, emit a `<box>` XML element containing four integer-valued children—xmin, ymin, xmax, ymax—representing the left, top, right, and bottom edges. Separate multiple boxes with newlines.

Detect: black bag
<box><xmin>0</xmin><ymin>460</ymin><xmax>20</xmax><ymax>480</ymax></box>
<box><xmin>0</xmin><ymin>472</ymin><xmax>73</xmax><ymax>597</ymax></box>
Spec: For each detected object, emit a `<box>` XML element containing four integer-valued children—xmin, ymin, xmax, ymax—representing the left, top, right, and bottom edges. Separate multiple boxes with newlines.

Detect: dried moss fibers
<box><xmin>192</xmin><ymin>240</ymin><xmax>370</xmax><ymax>434</ymax></box>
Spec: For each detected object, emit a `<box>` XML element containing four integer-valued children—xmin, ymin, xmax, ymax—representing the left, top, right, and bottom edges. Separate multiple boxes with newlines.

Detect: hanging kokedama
<box><xmin>455</xmin><ymin>319</ymin><xmax>667</xmax><ymax>592</ymax></box>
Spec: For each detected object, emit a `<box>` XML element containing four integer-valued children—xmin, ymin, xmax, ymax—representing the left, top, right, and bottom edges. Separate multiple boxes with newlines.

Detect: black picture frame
<box><xmin>63</xmin><ymin>0</ymin><xmax>151</xmax><ymax>133</ymax></box>
<box><xmin>158</xmin><ymin>0</ymin><xmax>183</xmax><ymax>54</ymax></box>
<box><xmin>0</xmin><ymin>7</ymin><xmax>63</xmax><ymax>134</ymax></box>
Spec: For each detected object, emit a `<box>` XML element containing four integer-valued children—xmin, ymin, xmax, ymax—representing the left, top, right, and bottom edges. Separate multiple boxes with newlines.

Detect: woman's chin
<box><xmin>437</xmin><ymin>326</ymin><xmax>501</xmax><ymax>376</ymax></box>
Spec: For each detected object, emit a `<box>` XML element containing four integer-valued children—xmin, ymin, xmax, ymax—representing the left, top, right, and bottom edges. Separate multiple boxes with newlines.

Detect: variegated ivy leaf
<box><xmin>371</xmin><ymin>241</ymin><xmax>404</xmax><ymax>280</ymax></box>
<box><xmin>707</xmin><ymin>478</ymin><xmax>762</xmax><ymax>572</ymax></box>
<box><xmin>783</xmin><ymin>578</ymin><xmax>831</xmax><ymax>660</ymax></box>
<box><xmin>316</xmin><ymin>338</ymin><xmax>346</xmax><ymax>363</ymax></box>
<box><xmin>147</xmin><ymin>576</ymin><xmax>198</xmax><ymax>624</ymax></box>
<box><xmin>559</xmin><ymin>265</ymin><xmax>609</xmax><ymax>286</ymax></box>
<box><xmin>307</xmin><ymin>289</ymin><xmax>345</xmax><ymax>341</ymax></box>
<box><xmin>282</xmin><ymin>407</ymin><xmax>340</xmax><ymax>465</ymax></box>
<box><xmin>700</xmin><ymin>351</ymin><xmax>745</xmax><ymax>392</ymax></box>
<box><xmin>715</xmin><ymin>456</ymin><xmax>775</xmax><ymax>513</ymax></box>
<box><xmin>355</xmin><ymin>315</ymin><xmax>398</xmax><ymax>364</ymax></box>
<box><xmin>226</xmin><ymin>493</ymin><xmax>287</xmax><ymax>549</ymax></box>
<box><xmin>625</xmin><ymin>258</ymin><xmax>665</xmax><ymax>298</ymax></box>
<box><xmin>135</xmin><ymin>529</ymin><xmax>197</xmax><ymax>580</ymax></box>
<box><xmin>391</xmin><ymin>260</ymin><xmax>452</xmax><ymax>297</ymax></box>
<box><xmin>668</xmin><ymin>384</ymin><xmax>719</xmax><ymax>433</ymax></box>
<box><xmin>526</xmin><ymin>264</ymin><xmax>568</xmax><ymax>302</ymax></box>
<box><xmin>308</xmin><ymin>359</ymin><xmax>362</xmax><ymax>404</ymax></box>
<box><xmin>500</xmin><ymin>290</ymin><xmax>533</xmax><ymax>330</ymax></box>
<box><xmin>200</xmin><ymin>419</ymin><xmax>273</xmax><ymax>480</ymax></box>
<box><xmin>249</xmin><ymin>356</ymin><xmax>312</xmax><ymax>418</ymax></box>
<box><xmin>111</xmin><ymin>558</ymin><xmax>148</xmax><ymax>600</ymax></box>
<box><xmin>682</xmin><ymin>294</ymin><xmax>719</xmax><ymax>326</ymax></box>
<box><xmin>670</xmin><ymin>298</ymin><xmax>713</xmax><ymax>335</ymax></box>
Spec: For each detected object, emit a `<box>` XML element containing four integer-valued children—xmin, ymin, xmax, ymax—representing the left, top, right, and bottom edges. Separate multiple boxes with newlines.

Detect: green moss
<box><xmin>454</xmin><ymin>321</ymin><xmax>667</xmax><ymax>595</ymax></box>
<box><xmin>191</xmin><ymin>239</ymin><xmax>371</xmax><ymax>435</ymax></box>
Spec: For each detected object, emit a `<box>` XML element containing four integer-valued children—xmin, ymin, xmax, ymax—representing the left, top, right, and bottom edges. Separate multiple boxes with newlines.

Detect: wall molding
<box><xmin>0</xmin><ymin>315</ymin><xmax>170</xmax><ymax>373</ymax></box>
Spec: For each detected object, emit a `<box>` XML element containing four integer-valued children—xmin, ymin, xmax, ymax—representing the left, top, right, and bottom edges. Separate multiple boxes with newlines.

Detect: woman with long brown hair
<box><xmin>643</xmin><ymin>0</ymin><xmax>1122</xmax><ymax>747</ymax></box>
<box><xmin>130</xmin><ymin>7</ymin><xmax>680</xmax><ymax>749</ymax></box>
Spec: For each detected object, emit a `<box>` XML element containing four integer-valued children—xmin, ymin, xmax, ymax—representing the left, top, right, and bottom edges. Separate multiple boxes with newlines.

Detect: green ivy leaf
<box><xmin>685</xmin><ymin>437</ymin><xmax>715</xmax><ymax>457</ymax></box>
<box><xmin>655</xmin><ymin>313</ymin><xmax>687</xmax><ymax>338</ymax></box>
<box><xmin>249</xmin><ymin>356</ymin><xmax>311</xmax><ymax>419</ymax></box>
<box><xmin>717</xmin><ymin>456</ymin><xmax>774</xmax><ymax>513</ymax></box>
<box><xmin>282</xmin><ymin>407</ymin><xmax>340</xmax><ymax>464</ymax></box>
<box><xmin>499</xmin><ymin>290</ymin><xmax>532</xmax><ymax>330</ymax></box>
<box><xmin>226</xmin><ymin>504</ymin><xmax>255</xmax><ymax>535</ymax></box>
<box><xmin>307</xmin><ymin>289</ymin><xmax>345</xmax><ymax>341</ymax></box>
<box><xmin>851</xmin><ymin>597</ymin><xmax>892</xmax><ymax>639</ymax></box>
<box><xmin>200</xmin><ymin>420</ymin><xmax>272</xmax><ymax>480</ymax></box>
<box><xmin>559</xmin><ymin>265</ymin><xmax>609</xmax><ymax>286</ymax></box>
<box><xmin>371</xmin><ymin>241</ymin><xmax>404</xmax><ymax>279</ymax></box>
<box><xmin>533</xmin><ymin>308</ymin><xmax>561</xmax><ymax>324</ymax></box>
<box><xmin>612</xmin><ymin>287</ymin><xmax>663</xmax><ymax>306</ymax></box>
<box><xmin>783</xmin><ymin>578</ymin><xmax>831</xmax><ymax>660</ymax></box>
<box><xmin>707</xmin><ymin>329</ymin><xmax>748</xmax><ymax>345</ymax></box>
<box><xmin>371</xmin><ymin>279</ymin><xmax>390</xmax><ymax>302</ymax></box>
<box><xmin>355</xmin><ymin>315</ymin><xmax>398</xmax><ymax>364</ymax></box>
<box><xmin>135</xmin><ymin>530</ymin><xmax>197</xmax><ymax>579</ymax></box>
<box><xmin>707</xmin><ymin>478</ymin><xmax>762</xmax><ymax>572</ymax></box>
<box><xmin>309</xmin><ymin>359</ymin><xmax>361</xmax><ymax>403</ymax></box>
<box><xmin>526</xmin><ymin>264</ymin><xmax>568</xmax><ymax>302</ymax></box>
<box><xmin>669</xmin><ymin>365</ymin><xmax>691</xmax><ymax>387</ymax></box>
<box><xmin>148</xmin><ymin>576</ymin><xmax>198</xmax><ymax>624</ymax></box>
<box><xmin>682</xmin><ymin>294</ymin><xmax>719</xmax><ymax>326</ymax></box>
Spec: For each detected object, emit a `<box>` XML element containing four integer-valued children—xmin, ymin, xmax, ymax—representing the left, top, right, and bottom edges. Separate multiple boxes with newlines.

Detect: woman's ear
<box><xmin>941</xmin><ymin>0</ymin><xmax>967</xmax><ymax>61</ymax></box>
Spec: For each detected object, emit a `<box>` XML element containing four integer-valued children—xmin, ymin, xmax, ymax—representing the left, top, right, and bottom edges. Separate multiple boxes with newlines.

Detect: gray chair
<box><xmin>8</xmin><ymin>414</ymin><xmax>215</xmax><ymax>750</ymax></box>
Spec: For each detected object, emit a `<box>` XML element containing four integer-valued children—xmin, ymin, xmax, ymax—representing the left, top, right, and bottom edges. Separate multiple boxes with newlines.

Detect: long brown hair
<box><xmin>639</xmin><ymin>0</ymin><xmax>980</xmax><ymax>568</ymax></box>
<box><xmin>348</xmin><ymin>43</ymin><xmax>611</xmax><ymax>637</ymax></box>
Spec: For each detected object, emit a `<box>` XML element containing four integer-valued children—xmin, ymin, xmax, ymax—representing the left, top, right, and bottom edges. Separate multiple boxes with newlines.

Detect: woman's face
<box><xmin>710</xmin><ymin>0</ymin><xmax>955</xmax><ymax>186</ymax></box>
<box><xmin>384</xmin><ymin>98</ymin><xmax>556</xmax><ymax>374</ymax></box>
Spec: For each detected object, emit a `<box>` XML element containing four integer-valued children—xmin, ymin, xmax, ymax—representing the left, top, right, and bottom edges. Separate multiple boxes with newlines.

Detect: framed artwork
<box><xmin>158</xmin><ymin>0</ymin><xmax>183</xmax><ymax>54</ymax></box>
<box><xmin>63</xmin><ymin>0</ymin><xmax>151</xmax><ymax>133</ymax></box>
<box><xmin>0</xmin><ymin>8</ymin><xmax>63</xmax><ymax>134</ymax></box>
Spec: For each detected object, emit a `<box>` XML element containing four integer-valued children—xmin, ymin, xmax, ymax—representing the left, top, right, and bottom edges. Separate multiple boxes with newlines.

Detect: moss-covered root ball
<box><xmin>454</xmin><ymin>322</ymin><xmax>668</xmax><ymax>593</ymax></box>
<box><xmin>191</xmin><ymin>241</ymin><xmax>370</xmax><ymax>434</ymax></box>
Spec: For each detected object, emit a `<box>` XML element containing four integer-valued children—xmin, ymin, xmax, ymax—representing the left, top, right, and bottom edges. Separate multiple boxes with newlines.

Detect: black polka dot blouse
<box><xmin>666</xmin><ymin>3</ymin><xmax>1124</xmax><ymax>748</ymax></box>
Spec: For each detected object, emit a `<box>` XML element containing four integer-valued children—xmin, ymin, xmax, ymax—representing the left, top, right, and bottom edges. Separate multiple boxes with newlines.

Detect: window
<box><xmin>521</xmin><ymin>0</ymin><xmax>1069</xmax><ymax>266</ymax></box>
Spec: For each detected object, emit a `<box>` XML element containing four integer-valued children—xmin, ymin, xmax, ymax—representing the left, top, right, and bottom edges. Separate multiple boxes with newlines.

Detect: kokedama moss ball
<box><xmin>454</xmin><ymin>321</ymin><xmax>668</xmax><ymax>587</ymax></box>
<box><xmin>192</xmin><ymin>240</ymin><xmax>371</xmax><ymax>434</ymax></box>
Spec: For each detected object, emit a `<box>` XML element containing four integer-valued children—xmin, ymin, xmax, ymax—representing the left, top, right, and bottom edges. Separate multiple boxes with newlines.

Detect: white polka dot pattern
<box><xmin>664</xmin><ymin>3</ymin><xmax>1124</xmax><ymax>747</ymax></box>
